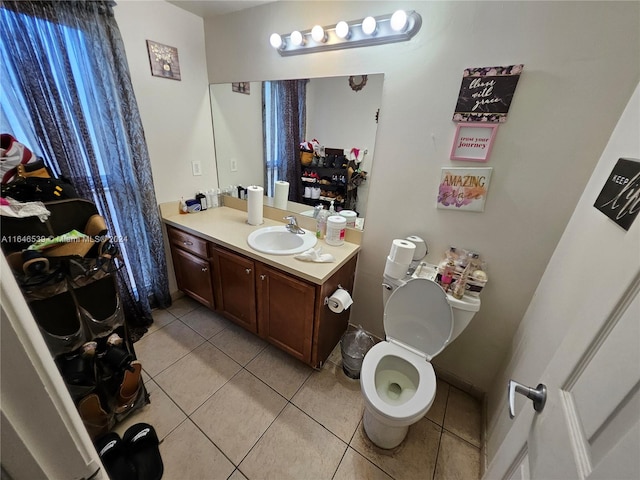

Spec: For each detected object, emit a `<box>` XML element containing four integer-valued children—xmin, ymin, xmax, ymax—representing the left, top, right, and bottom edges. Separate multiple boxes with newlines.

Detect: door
<box><xmin>213</xmin><ymin>247</ymin><xmax>257</xmax><ymax>333</ymax></box>
<box><xmin>172</xmin><ymin>247</ymin><xmax>215</xmax><ymax>309</ymax></box>
<box><xmin>256</xmin><ymin>263</ymin><xmax>315</xmax><ymax>363</ymax></box>
<box><xmin>485</xmin><ymin>84</ymin><xmax>640</xmax><ymax>479</ymax></box>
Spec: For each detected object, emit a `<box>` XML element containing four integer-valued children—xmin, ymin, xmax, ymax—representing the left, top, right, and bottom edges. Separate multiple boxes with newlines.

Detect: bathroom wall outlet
<box><xmin>192</xmin><ymin>161</ymin><xmax>202</xmax><ymax>176</ymax></box>
<box><xmin>230</xmin><ymin>158</ymin><xmax>238</xmax><ymax>172</ymax></box>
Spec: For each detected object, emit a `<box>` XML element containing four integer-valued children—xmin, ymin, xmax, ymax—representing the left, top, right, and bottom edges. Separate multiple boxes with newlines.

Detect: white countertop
<box><xmin>161</xmin><ymin>206</ymin><xmax>360</xmax><ymax>285</ymax></box>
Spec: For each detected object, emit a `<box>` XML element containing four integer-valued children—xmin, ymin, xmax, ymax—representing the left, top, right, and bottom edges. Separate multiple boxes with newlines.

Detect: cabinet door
<box><xmin>213</xmin><ymin>247</ymin><xmax>257</xmax><ymax>333</ymax></box>
<box><xmin>171</xmin><ymin>247</ymin><xmax>215</xmax><ymax>309</ymax></box>
<box><xmin>256</xmin><ymin>264</ymin><xmax>315</xmax><ymax>363</ymax></box>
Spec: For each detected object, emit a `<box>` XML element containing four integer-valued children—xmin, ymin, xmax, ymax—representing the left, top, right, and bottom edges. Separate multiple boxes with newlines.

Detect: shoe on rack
<box><xmin>94</xmin><ymin>432</ymin><xmax>137</xmax><ymax>480</ymax></box>
<box><xmin>28</xmin><ymin>289</ymin><xmax>89</xmax><ymax>356</ymax></box>
<box><xmin>115</xmin><ymin>361</ymin><xmax>142</xmax><ymax>414</ymax></box>
<box><xmin>78</xmin><ymin>393</ymin><xmax>112</xmax><ymax>440</ymax></box>
<box><xmin>73</xmin><ymin>275</ymin><xmax>124</xmax><ymax>338</ymax></box>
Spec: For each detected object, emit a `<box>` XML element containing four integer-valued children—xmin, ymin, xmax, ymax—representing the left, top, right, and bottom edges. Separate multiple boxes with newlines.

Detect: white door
<box><xmin>485</xmin><ymin>84</ymin><xmax>640</xmax><ymax>480</ymax></box>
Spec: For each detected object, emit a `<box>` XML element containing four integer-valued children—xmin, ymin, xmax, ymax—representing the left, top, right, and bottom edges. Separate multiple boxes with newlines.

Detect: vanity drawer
<box><xmin>167</xmin><ymin>226</ymin><xmax>209</xmax><ymax>258</ymax></box>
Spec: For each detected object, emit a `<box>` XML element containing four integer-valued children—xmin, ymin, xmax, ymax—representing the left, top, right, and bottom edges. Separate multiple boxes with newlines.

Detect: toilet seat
<box><xmin>361</xmin><ymin>341</ymin><xmax>437</xmax><ymax>423</ymax></box>
<box><xmin>384</xmin><ymin>278</ymin><xmax>453</xmax><ymax>360</ymax></box>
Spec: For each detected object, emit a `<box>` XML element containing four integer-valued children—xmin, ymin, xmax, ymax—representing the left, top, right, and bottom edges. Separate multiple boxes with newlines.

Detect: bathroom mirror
<box><xmin>209</xmin><ymin>73</ymin><xmax>384</xmax><ymax>229</ymax></box>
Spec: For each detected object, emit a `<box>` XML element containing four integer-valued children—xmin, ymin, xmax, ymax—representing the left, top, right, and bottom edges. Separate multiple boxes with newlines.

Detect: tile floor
<box><xmin>114</xmin><ymin>296</ymin><xmax>483</xmax><ymax>480</ymax></box>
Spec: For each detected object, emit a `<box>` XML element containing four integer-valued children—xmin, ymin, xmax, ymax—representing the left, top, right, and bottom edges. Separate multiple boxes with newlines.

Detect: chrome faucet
<box><xmin>284</xmin><ymin>215</ymin><xmax>305</xmax><ymax>234</ymax></box>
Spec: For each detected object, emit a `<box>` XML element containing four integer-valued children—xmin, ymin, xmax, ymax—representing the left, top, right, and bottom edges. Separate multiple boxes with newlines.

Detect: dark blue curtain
<box><xmin>263</xmin><ymin>79</ymin><xmax>307</xmax><ymax>199</ymax></box>
<box><xmin>0</xmin><ymin>0</ymin><xmax>171</xmax><ymax>335</ymax></box>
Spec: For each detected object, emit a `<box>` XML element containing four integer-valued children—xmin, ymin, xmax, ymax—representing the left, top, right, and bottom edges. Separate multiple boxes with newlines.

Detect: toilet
<box><xmin>360</xmin><ymin>275</ymin><xmax>480</xmax><ymax>449</ymax></box>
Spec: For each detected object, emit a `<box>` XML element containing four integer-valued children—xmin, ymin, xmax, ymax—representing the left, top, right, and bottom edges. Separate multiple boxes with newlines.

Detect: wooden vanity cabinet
<box><xmin>166</xmin><ymin>226</ymin><xmax>215</xmax><ymax>309</ymax></box>
<box><xmin>167</xmin><ymin>224</ymin><xmax>358</xmax><ymax>368</ymax></box>
<box><xmin>212</xmin><ymin>247</ymin><xmax>258</xmax><ymax>333</ymax></box>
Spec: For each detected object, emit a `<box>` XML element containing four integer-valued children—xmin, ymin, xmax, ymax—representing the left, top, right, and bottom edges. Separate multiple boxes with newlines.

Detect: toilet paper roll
<box><xmin>247</xmin><ymin>185</ymin><xmax>264</xmax><ymax>226</ymax></box>
<box><xmin>274</xmin><ymin>181</ymin><xmax>289</xmax><ymax>210</ymax></box>
<box><xmin>327</xmin><ymin>288</ymin><xmax>353</xmax><ymax>313</ymax></box>
<box><xmin>384</xmin><ymin>256</ymin><xmax>410</xmax><ymax>280</ymax></box>
<box><xmin>388</xmin><ymin>239</ymin><xmax>416</xmax><ymax>265</ymax></box>
<box><xmin>406</xmin><ymin>235</ymin><xmax>428</xmax><ymax>260</ymax></box>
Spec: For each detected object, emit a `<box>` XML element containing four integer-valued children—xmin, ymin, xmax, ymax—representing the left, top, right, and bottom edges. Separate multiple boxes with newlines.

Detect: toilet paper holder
<box><xmin>324</xmin><ymin>284</ymin><xmax>347</xmax><ymax>306</ymax></box>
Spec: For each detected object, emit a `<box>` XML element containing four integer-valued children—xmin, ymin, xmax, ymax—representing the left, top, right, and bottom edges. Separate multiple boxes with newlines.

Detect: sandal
<box><xmin>122</xmin><ymin>423</ymin><xmax>164</xmax><ymax>480</ymax></box>
<box><xmin>115</xmin><ymin>361</ymin><xmax>142</xmax><ymax>414</ymax></box>
<box><xmin>94</xmin><ymin>432</ymin><xmax>137</xmax><ymax>480</ymax></box>
<box><xmin>78</xmin><ymin>393</ymin><xmax>111</xmax><ymax>440</ymax></box>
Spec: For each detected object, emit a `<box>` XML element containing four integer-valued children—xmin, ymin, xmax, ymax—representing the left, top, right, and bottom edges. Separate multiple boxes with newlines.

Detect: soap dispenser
<box><xmin>329</xmin><ymin>200</ymin><xmax>336</xmax><ymax>215</ymax></box>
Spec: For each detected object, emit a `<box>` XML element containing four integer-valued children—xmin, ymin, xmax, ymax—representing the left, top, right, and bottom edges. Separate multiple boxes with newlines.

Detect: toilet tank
<box><xmin>447</xmin><ymin>294</ymin><xmax>481</xmax><ymax>342</ymax></box>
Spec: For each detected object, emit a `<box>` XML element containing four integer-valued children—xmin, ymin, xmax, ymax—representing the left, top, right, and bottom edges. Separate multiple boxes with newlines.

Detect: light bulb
<box><xmin>290</xmin><ymin>30</ymin><xmax>303</xmax><ymax>46</ymax></box>
<box><xmin>311</xmin><ymin>25</ymin><xmax>326</xmax><ymax>43</ymax></box>
<box><xmin>390</xmin><ymin>10</ymin><xmax>408</xmax><ymax>32</ymax></box>
<box><xmin>269</xmin><ymin>33</ymin><xmax>282</xmax><ymax>49</ymax></box>
<box><xmin>362</xmin><ymin>16</ymin><xmax>377</xmax><ymax>35</ymax></box>
<box><xmin>335</xmin><ymin>20</ymin><xmax>350</xmax><ymax>39</ymax></box>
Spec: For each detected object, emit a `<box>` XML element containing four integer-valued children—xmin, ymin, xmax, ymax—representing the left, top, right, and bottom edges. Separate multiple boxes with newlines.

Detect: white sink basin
<box><xmin>247</xmin><ymin>225</ymin><xmax>317</xmax><ymax>255</ymax></box>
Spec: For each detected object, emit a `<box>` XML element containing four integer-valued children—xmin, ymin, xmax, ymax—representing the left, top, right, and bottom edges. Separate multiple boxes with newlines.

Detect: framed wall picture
<box><xmin>450</xmin><ymin>123</ymin><xmax>498</xmax><ymax>162</ymax></box>
<box><xmin>593</xmin><ymin>157</ymin><xmax>640</xmax><ymax>231</ymax></box>
<box><xmin>146</xmin><ymin>40</ymin><xmax>181</xmax><ymax>81</ymax></box>
<box><xmin>437</xmin><ymin>167</ymin><xmax>493</xmax><ymax>212</ymax></box>
<box><xmin>232</xmin><ymin>82</ymin><xmax>251</xmax><ymax>94</ymax></box>
<box><xmin>453</xmin><ymin>65</ymin><xmax>523</xmax><ymax>122</ymax></box>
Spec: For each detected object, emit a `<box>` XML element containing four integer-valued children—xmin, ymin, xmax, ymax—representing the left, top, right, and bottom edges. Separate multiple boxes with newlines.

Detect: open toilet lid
<box><xmin>384</xmin><ymin>277</ymin><xmax>453</xmax><ymax>360</ymax></box>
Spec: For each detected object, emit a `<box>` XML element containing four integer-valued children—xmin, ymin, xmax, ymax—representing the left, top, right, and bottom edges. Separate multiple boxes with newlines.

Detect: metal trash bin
<box><xmin>340</xmin><ymin>326</ymin><xmax>375</xmax><ymax>379</ymax></box>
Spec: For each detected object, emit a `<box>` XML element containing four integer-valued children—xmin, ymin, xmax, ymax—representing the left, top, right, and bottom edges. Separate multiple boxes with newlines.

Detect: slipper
<box><xmin>123</xmin><ymin>423</ymin><xmax>164</xmax><ymax>480</ymax></box>
<box><xmin>115</xmin><ymin>361</ymin><xmax>142</xmax><ymax>414</ymax></box>
<box><xmin>95</xmin><ymin>432</ymin><xmax>137</xmax><ymax>480</ymax></box>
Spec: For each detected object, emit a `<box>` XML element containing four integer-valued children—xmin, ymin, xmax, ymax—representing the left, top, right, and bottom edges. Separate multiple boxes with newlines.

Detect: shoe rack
<box><xmin>1</xmin><ymin>198</ymin><xmax>149</xmax><ymax>440</ymax></box>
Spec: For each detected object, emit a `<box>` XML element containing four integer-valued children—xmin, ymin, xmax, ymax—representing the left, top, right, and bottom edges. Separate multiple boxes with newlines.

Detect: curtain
<box><xmin>0</xmin><ymin>0</ymin><xmax>171</xmax><ymax>337</ymax></box>
<box><xmin>263</xmin><ymin>79</ymin><xmax>307</xmax><ymax>200</ymax></box>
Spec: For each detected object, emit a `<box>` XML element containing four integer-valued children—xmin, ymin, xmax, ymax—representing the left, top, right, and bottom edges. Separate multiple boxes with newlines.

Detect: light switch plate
<box><xmin>192</xmin><ymin>161</ymin><xmax>202</xmax><ymax>176</ymax></box>
<box><xmin>230</xmin><ymin>159</ymin><xmax>238</xmax><ymax>172</ymax></box>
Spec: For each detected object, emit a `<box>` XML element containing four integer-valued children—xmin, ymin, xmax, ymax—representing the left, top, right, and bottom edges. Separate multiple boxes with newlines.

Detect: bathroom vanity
<box><xmin>162</xmin><ymin>205</ymin><xmax>360</xmax><ymax>368</ymax></box>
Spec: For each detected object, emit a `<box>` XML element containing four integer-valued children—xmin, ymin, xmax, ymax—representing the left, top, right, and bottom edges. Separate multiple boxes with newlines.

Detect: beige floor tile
<box><xmin>154</xmin><ymin>342</ymin><xmax>241</xmax><ymax>414</ymax></box>
<box><xmin>148</xmin><ymin>308</ymin><xmax>176</xmax><ymax>334</ymax></box>
<box><xmin>443</xmin><ymin>387</ymin><xmax>482</xmax><ymax>448</ymax></box>
<box><xmin>291</xmin><ymin>361</ymin><xmax>364</xmax><ymax>442</ymax></box>
<box><xmin>113</xmin><ymin>383</ymin><xmax>186</xmax><ymax>441</ymax></box>
<box><xmin>191</xmin><ymin>370</ymin><xmax>287</xmax><ymax>465</ymax></box>
<box><xmin>166</xmin><ymin>295</ymin><xmax>200</xmax><ymax>318</ymax></box>
<box><xmin>326</xmin><ymin>341</ymin><xmax>342</xmax><ymax>366</ymax></box>
<box><xmin>135</xmin><ymin>320</ymin><xmax>205</xmax><ymax>377</ymax></box>
<box><xmin>434</xmin><ymin>430</ymin><xmax>481</xmax><ymax>480</ymax></box>
<box><xmin>426</xmin><ymin>378</ymin><xmax>450</xmax><ymax>426</ymax></box>
<box><xmin>228</xmin><ymin>469</ymin><xmax>248</xmax><ymax>480</ymax></box>
<box><xmin>333</xmin><ymin>447</ymin><xmax>393</xmax><ymax>480</ymax></box>
<box><xmin>351</xmin><ymin>416</ymin><xmax>441</xmax><ymax>480</ymax></box>
<box><xmin>210</xmin><ymin>322</ymin><xmax>267</xmax><ymax>366</ymax></box>
<box><xmin>180</xmin><ymin>306</ymin><xmax>231</xmax><ymax>339</ymax></box>
<box><xmin>246</xmin><ymin>345</ymin><xmax>312</xmax><ymax>399</ymax></box>
<box><xmin>239</xmin><ymin>404</ymin><xmax>347</xmax><ymax>480</ymax></box>
<box><xmin>160</xmin><ymin>419</ymin><xmax>235</xmax><ymax>480</ymax></box>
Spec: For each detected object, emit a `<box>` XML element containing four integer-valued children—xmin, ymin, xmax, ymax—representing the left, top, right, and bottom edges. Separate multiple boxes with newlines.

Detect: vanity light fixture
<box><xmin>269</xmin><ymin>10</ymin><xmax>422</xmax><ymax>56</ymax></box>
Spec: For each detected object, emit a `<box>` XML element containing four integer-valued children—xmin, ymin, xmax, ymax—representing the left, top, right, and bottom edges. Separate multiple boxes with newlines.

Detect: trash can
<box><xmin>340</xmin><ymin>326</ymin><xmax>375</xmax><ymax>379</ymax></box>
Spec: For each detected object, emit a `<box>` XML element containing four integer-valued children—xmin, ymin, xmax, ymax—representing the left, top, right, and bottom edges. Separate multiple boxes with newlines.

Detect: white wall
<box><xmin>114</xmin><ymin>0</ymin><xmax>217</xmax><ymax>205</ymax></box>
<box><xmin>202</xmin><ymin>1</ymin><xmax>640</xmax><ymax>392</ymax></box>
<box><xmin>486</xmin><ymin>82</ymin><xmax>640</xmax><ymax>463</ymax></box>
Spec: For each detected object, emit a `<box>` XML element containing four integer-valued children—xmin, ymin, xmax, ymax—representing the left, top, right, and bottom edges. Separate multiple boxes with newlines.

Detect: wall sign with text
<box><xmin>450</xmin><ymin>123</ymin><xmax>498</xmax><ymax>162</ymax></box>
<box><xmin>437</xmin><ymin>167</ymin><xmax>493</xmax><ymax>212</ymax></box>
<box><xmin>594</xmin><ymin>158</ymin><xmax>640</xmax><ymax>231</ymax></box>
<box><xmin>453</xmin><ymin>65</ymin><xmax>523</xmax><ymax>123</ymax></box>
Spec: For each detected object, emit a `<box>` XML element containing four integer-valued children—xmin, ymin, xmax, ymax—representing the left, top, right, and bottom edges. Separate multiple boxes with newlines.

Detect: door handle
<box><xmin>508</xmin><ymin>380</ymin><xmax>547</xmax><ymax>419</ymax></box>
<box><xmin>246</xmin><ymin>268</ymin><xmax>252</xmax><ymax>274</ymax></box>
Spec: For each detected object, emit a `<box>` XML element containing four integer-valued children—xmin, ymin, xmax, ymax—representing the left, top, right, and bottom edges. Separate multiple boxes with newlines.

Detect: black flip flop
<box><xmin>123</xmin><ymin>423</ymin><xmax>163</xmax><ymax>480</ymax></box>
<box><xmin>95</xmin><ymin>432</ymin><xmax>137</xmax><ymax>480</ymax></box>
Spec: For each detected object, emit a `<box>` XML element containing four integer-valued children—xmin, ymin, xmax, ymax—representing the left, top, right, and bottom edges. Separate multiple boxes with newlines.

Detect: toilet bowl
<box><xmin>360</xmin><ymin>276</ymin><xmax>479</xmax><ymax>449</ymax></box>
